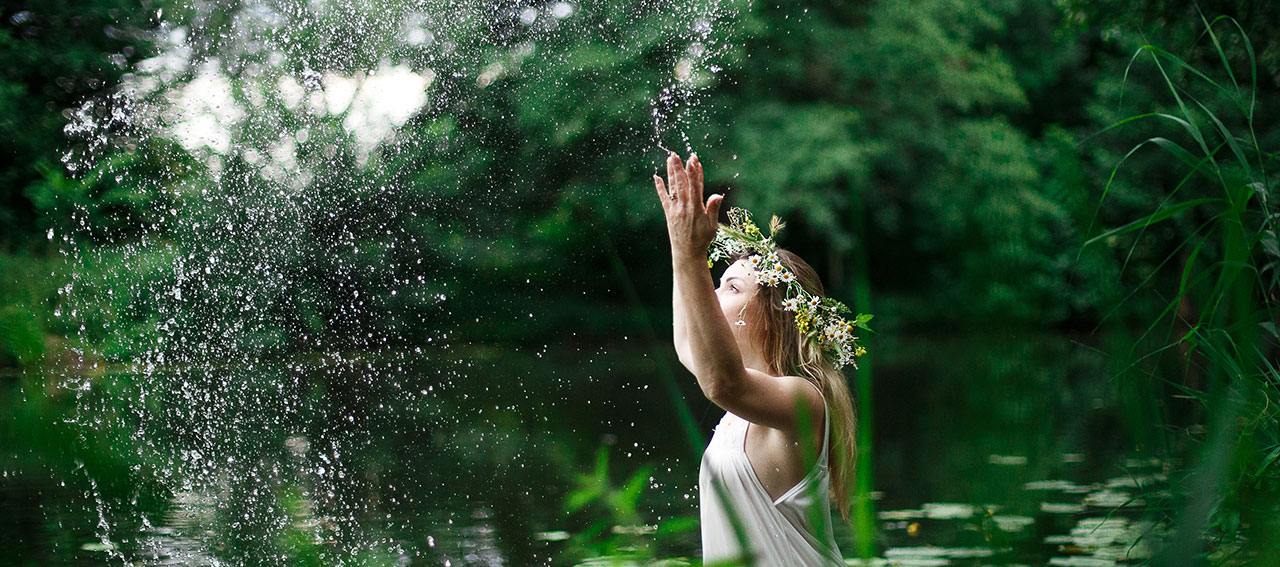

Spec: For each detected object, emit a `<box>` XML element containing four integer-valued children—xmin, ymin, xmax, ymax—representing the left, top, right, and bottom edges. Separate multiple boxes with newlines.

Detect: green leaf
<box><xmin>1260</xmin><ymin>231</ymin><xmax>1279</xmax><ymax>259</ymax></box>
<box><xmin>655</xmin><ymin>515</ymin><xmax>699</xmax><ymax>536</ymax></box>
<box><xmin>1255</xmin><ymin>446</ymin><xmax>1280</xmax><ymax>483</ymax></box>
<box><xmin>566</xmin><ymin>481</ymin><xmax>602</xmax><ymax>513</ymax></box>
<box><xmin>1260</xmin><ymin>322</ymin><xmax>1279</xmax><ymax>341</ymax></box>
<box><xmin>1084</xmin><ymin>198</ymin><xmax>1219</xmax><ymax>248</ymax></box>
<box><xmin>613</xmin><ymin>465</ymin><xmax>652</xmax><ymax>515</ymax></box>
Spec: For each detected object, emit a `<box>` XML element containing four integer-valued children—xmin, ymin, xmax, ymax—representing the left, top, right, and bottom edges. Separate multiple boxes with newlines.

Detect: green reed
<box><xmin>1083</xmin><ymin>12</ymin><xmax>1279</xmax><ymax>564</ymax></box>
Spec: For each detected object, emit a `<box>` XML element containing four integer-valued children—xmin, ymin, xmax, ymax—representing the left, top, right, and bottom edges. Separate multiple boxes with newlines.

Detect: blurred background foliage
<box><xmin>2</xmin><ymin>0</ymin><xmax>1279</xmax><ymax>563</ymax></box>
<box><xmin>5</xmin><ymin>0</ymin><xmax>1273</xmax><ymax>363</ymax></box>
<box><xmin>0</xmin><ymin>0</ymin><xmax>1262</xmax><ymax>346</ymax></box>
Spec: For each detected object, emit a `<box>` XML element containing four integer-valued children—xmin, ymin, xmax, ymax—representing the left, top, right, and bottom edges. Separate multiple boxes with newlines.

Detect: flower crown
<box><xmin>707</xmin><ymin>207</ymin><xmax>872</xmax><ymax>370</ymax></box>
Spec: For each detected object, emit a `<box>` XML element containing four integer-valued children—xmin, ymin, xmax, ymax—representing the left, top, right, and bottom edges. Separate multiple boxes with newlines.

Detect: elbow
<box><xmin>675</xmin><ymin>341</ymin><xmax>694</xmax><ymax>372</ymax></box>
<box><xmin>702</xmin><ymin>372</ymin><xmax>740</xmax><ymax>405</ymax></box>
<box><xmin>677</xmin><ymin>354</ymin><xmax>694</xmax><ymax>374</ymax></box>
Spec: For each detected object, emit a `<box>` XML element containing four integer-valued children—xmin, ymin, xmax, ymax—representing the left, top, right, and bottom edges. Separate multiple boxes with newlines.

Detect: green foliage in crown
<box><xmin>707</xmin><ymin>207</ymin><xmax>873</xmax><ymax>370</ymax></box>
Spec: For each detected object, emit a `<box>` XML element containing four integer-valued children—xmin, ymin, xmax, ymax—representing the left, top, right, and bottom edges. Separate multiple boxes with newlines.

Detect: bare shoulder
<box><xmin>718</xmin><ymin>367</ymin><xmax>824</xmax><ymax>433</ymax></box>
<box><xmin>772</xmin><ymin>375</ymin><xmax>825</xmax><ymax>432</ymax></box>
<box><xmin>775</xmin><ymin>374</ymin><xmax>823</xmax><ymax>401</ymax></box>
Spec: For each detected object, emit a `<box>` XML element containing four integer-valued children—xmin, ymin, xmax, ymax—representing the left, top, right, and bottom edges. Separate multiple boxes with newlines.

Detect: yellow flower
<box><xmin>795</xmin><ymin>312</ymin><xmax>811</xmax><ymax>334</ymax></box>
<box><xmin>854</xmin><ymin>346</ymin><xmax>867</xmax><ymax>357</ymax></box>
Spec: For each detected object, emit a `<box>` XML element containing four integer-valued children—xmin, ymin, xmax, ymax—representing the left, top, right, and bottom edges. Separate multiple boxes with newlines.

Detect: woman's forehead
<box><xmin>724</xmin><ymin>259</ymin><xmax>757</xmax><ymax>278</ymax></box>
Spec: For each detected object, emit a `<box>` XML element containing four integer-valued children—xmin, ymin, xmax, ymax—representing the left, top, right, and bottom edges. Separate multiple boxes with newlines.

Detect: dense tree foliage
<box><xmin>5</xmin><ymin>0</ymin><xmax>1270</xmax><ymax>366</ymax></box>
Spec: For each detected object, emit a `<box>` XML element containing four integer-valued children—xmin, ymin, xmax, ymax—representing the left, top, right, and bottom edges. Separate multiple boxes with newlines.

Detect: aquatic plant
<box><xmin>1082</xmin><ymin>12</ymin><xmax>1280</xmax><ymax>563</ymax></box>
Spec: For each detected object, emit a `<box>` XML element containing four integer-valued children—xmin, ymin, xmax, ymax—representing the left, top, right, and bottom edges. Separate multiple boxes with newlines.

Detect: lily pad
<box><xmin>1040</xmin><ymin>502</ymin><xmax>1086</xmax><ymax>514</ymax></box>
<box><xmin>988</xmin><ymin>454</ymin><xmax>1028</xmax><ymax>466</ymax></box>
<box><xmin>885</xmin><ymin>546</ymin><xmax>996</xmax><ymax>559</ymax></box>
<box><xmin>534</xmin><ymin>530</ymin><xmax>571</xmax><ymax>541</ymax></box>
<box><xmin>1024</xmin><ymin>480</ymin><xmax>1081</xmax><ymax>491</ymax></box>
<box><xmin>1047</xmin><ymin>557</ymin><xmax>1116</xmax><ymax>567</ymax></box>
<box><xmin>80</xmin><ymin>540</ymin><xmax>116</xmax><ymax>552</ymax></box>
<box><xmin>921</xmin><ymin>502</ymin><xmax>979</xmax><ymax>520</ymax></box>
<box><xmin>993</xmin><ymin>515</ymin><xmax>1035</xmax><ymax>531</ymax></box>
<box><xmin>878</xmin><ymin>509</ymin><xmax>924</xmax><ymax>520</ymax></box>
<box><xmin>1082</xmin><ymin>490</ymin><xmax>1142</xmax><ymax>508</ymax></box>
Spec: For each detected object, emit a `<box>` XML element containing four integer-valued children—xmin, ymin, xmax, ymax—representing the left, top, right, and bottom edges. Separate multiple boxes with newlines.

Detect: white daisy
<box><xmin>778</xmin><ymin>270</ymin><xmax>795</xmax><ymax>283</ymax></box>
<box><xmin>781</xmin><ymin>298</ymin><xmax>801</xmax><ymax>311</ymax></box>
<box><xmin>748</xmin><ymin>255</ymin><xmax>763</xmax><ymax>268</ymax></box>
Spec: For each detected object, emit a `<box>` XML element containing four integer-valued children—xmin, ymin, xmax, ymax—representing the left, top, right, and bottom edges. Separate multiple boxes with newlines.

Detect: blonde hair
<box><xmin>729</xmin><ymin>248</ymin><xmax>858</xmax><ymax>522</ymax></box>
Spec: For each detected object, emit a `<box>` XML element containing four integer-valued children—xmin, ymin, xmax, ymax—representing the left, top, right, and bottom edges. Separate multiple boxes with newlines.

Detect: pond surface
<box><xmin>0</xmin><ymin>331</ymin><xmax>1170</xmax><ymax>566</ymax></box>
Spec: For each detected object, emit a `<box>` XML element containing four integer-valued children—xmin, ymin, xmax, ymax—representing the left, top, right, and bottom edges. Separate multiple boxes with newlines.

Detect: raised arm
<box><xmin>654</xmin><ymin>153</ymin><xmax>823</xmax><ymax>434</ymax></box>
<box><xmin>673</xmin><ymin>261</ymin><xmax>693</xmax><ymax>370</ymax></box>
<box><xmin>655</xmin><ymin>152</ymin><xmax>727</xmax><ymax>381</ymax></box>
<box><xmin>671</xmin><ymin>245</ymin><xmax>744</xmax><ymax>400</ymax></box>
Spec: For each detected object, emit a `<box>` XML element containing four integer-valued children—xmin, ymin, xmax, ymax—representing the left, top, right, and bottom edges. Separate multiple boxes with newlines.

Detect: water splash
<box><xmin>47</xmin><ymin>0</ymin><xmax>749</xmax><ymax>564</ymax></box>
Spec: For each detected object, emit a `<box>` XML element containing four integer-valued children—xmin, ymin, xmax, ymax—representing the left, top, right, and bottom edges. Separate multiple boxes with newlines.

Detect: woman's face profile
<box><xmin>716</xmin><ymin>259</ymin><xmax>759</xmax><ymax>330</ymax></box>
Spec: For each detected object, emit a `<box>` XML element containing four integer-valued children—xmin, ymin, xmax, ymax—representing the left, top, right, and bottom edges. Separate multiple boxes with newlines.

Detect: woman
<box><xmin>654</xmin><ymin>152</ymin><xmax>857</xmax><ymax>566</ymax></box>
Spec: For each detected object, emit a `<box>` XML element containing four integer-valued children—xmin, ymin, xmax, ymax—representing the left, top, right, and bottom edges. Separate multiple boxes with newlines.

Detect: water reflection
<box><xmin>1</xmin><ymin>332</ymin><xmax>1174</xmax><ymax>565</ymax></box>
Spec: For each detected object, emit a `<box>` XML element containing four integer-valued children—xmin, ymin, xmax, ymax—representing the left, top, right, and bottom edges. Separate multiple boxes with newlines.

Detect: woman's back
<box><xmin>698</xmin><ymin>388</ymin><xmax>843</xmax><ymax>566</ymax></box>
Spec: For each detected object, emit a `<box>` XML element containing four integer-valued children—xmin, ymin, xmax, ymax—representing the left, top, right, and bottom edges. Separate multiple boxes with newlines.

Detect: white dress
<box><xmin>698</xmin><ymin>385</ymin><xmax>844</xmax><ymax>566</ymax></box>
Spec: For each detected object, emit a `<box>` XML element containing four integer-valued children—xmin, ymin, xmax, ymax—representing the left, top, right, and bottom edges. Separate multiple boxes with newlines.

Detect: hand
<box><xmin>654</xmin><ymin>152</ymin><xmax>724</xmax><ymax>260</ymax></box>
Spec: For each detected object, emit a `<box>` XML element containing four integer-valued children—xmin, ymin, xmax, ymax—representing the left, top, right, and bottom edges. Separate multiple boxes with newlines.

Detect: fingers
<box><xmin>667</xmin><ymin>153</ymin><xmax>686</xmax><ymax>202</ymax></box>
<box><xmin>653</xmin><ymin>174</ymin><xmax>669</xmax><ymax>205</ymax></box>
<box><xmin>665</xmin><ymin>153</ymin><xmax>679</xmax><ymax>197</ymax></box>
<box><xmin>706</xmin><ymin>193</ymin><xmax>723</xmax><ymax>220</ymax></box>
<box><xmin>688</xmin><ymin>154</ymin><xmax>703</xmax><ymax>202</ymax></box>
<box><xmin>663</xmin><ymin>152</ymin><xmax>708</xmax><ymax>208</ymax></box>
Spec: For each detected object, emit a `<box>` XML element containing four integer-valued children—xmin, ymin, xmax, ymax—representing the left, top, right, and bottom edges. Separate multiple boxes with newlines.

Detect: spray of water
<box><xmin>50</xmin><ymin>0</ymin><xmax>747</xmax><ymax>564</ymax></box>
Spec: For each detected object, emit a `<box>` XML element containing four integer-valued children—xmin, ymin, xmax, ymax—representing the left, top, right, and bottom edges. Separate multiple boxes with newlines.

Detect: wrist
<box><xmin>671</xmin><ymin>247</ymin><xmax>708</xmax><ymax>265</ymax></box>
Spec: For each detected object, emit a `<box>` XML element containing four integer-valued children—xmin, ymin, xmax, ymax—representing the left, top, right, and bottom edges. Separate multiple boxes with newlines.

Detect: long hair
<box><xmin>728</xmin><ymin>248</ymin><xmax>858</xmax><ymax>522</ymax></box>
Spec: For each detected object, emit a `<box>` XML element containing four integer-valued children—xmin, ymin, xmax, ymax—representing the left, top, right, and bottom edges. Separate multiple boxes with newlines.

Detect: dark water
<box><xmin>0</xmin><ymin>331</ymin><xmax>1169</xmax><ymax>566</ymax></box>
